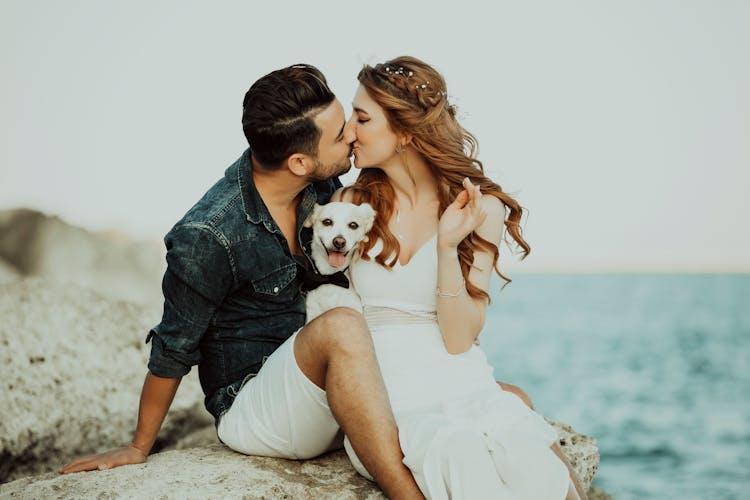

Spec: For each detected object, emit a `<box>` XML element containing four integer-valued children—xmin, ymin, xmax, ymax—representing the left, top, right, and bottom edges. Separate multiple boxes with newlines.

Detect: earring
<box><xmin>395</xmin><ymin>145</ymin><xmax>405</xmax><ymax>154</ymax></box>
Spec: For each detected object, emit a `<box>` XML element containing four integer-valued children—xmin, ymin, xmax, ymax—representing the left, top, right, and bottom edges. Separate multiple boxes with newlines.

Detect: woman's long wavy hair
<box><xmin>346</xmin><ymin>56</ymin><xmax>530</xmax><ymax>301</ymax></box>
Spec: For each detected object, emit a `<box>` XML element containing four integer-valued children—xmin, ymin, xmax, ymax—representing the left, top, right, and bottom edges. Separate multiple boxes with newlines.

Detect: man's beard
<box><xmin>306</xmin><ymin>155</ymin><xmax>351</xmax><ymax>183</ymax></box>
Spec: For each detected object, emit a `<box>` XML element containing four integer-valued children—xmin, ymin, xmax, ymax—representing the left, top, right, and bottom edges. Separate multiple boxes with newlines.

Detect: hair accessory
<box><xmin>385</xmin><ymin>66</ymin><xmax>408</xmax><ymax>76</ymax></box>
<box><xmin>380</xmin><ymin>65</ymin><xmax>446</xmax><ymax>101</ymax></box>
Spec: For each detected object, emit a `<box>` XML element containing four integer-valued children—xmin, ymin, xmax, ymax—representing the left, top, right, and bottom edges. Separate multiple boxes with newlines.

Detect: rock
<box><xmin>166</xmin><ymin>424</ymin><xmax>219</xmax><ymax>451</ymax></box>
<box><xmin>0</xmin><ymin>427</ymin><xmax>600</xmax><ymax>500</ymax></box>
<box><xmin>588</xmin><ymin>485</ymin><xmax>614</xmax><ymax>500</ymax></box>
<box><xmin>0</xmin><ymin>258</ymin><xmax>19</xmax><ymax>284</ymax></box>
<box><xmin>0</xmin><ymin>278</ymin><xmax>209</xmax><ymax>483</ymax></box>
<box><xmin>0</xmin><ymin>445</ymin><xmax>387</xmax><ymax>499</ymax></box>
<box><xmin>549</xmin><ymin>419</ymin><xmax>600</xmax><ymax>490</ymax></box>
<box><xmin>0</xmin><ymin>208</ymin><xmax>164</xmax><ymax>305</ymax></box>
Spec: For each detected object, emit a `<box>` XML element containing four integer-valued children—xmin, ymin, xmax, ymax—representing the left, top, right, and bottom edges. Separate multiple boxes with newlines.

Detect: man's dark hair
<box><xmin>242</xmin><ymin>64</ymin><xmax>335</xmax><ymax>169</ymax></box>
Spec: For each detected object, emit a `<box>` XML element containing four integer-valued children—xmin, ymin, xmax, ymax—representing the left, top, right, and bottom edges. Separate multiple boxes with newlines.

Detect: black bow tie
<box><xmin>297</xmin><ymin>264</ymin><xmax>350</xmax><ymax>292</ymax></box>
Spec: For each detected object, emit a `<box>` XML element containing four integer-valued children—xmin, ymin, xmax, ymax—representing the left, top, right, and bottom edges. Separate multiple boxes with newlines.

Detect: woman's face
<box><xmin>348</xmin><ymin>85</ymin><xmax>400</xmax><ymax>169</ymax></box>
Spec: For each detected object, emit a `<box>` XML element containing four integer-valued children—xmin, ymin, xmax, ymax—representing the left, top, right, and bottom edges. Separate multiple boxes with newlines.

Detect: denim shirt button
<box><xmin>273</xmin><ymin>286</ymin><xmax>279</xmax><ymax>293</ymax></box>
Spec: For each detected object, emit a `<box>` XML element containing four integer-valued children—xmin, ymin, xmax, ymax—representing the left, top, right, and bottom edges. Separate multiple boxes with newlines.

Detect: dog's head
<box><xmin>304</xmin><ymin>202</ymin><xmax>376</xmax><ymax>273</ymax></box>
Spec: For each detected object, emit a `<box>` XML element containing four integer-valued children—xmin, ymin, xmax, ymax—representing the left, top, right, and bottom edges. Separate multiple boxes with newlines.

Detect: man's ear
<box><xmin>358</xmin><ymin>203</ymin><xmax>376</xmax><ymax>234</ymax></box>
<box><xmin>303</xmin><ymin>203</ymin><xmax>320</xmax><ymax>228</ymax></box>
<box><xmin>286</xmin><ymin>153</ymin><xmax>311</xmax><ymax>177</ymax></box>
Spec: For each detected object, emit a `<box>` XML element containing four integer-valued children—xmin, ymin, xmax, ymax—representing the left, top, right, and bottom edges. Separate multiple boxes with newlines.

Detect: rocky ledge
<box><xmin>1</xmin><ymin>434</ymin><xmax>606</xmax><ymax>499</ymax></box>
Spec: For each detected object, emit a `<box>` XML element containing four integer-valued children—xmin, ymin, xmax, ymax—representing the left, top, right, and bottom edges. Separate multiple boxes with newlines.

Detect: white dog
<box><xmin>302</xmin><ymin>201</ymin><xmax>376</xmax><ymax>323</ymax></box>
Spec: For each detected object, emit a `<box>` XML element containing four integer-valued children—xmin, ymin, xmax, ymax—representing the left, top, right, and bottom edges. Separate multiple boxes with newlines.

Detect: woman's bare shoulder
<box><xmin>479</xmin><ymin>194</ymin><xmax>506</xmax><ymax>222</ymax></box>
<box><xmin>476</xmin><ymin>195</ymin><xmax>506</xmax><ymax>244</ymax></box>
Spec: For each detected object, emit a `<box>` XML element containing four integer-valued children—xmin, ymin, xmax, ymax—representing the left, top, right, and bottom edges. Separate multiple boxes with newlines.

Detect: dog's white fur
<box><xmin>303</xmin><ymin>201</ymin><xmax>376</xmax><ymax>323</ymax></box>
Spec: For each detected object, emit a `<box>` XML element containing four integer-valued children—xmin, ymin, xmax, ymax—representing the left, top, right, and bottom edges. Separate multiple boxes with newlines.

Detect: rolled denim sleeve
<box><xmin>146</xmin><ymin>223</ymin><xmax>234</xmax><ymax>378</ymax></box>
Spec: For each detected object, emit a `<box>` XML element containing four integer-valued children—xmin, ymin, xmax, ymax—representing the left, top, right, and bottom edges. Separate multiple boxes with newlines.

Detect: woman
<box><xmin>334</xmin><ymin>57</ymin><xmax>587</xmax><ymax>499</ymax></box>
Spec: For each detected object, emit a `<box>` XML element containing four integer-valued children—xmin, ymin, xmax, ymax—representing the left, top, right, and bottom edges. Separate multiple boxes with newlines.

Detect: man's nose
<box><xmin>333</xmin><ymin>236</ymin><xmax>346</xmax><ymax>250</ymax></box>
<box><xmin>343</xmin><ymin>115</ymin><xmax>357</xmax><ymax>144</ymax></box>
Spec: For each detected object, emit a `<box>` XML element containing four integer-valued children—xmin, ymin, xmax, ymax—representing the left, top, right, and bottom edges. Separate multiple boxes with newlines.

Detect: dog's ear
<box><xmin>303</xmin><ymin>203</ymin><xmax>320</xmax><ymax>228</ymax></box>
<box><xmin>358</xmin><ymin>203</ymin><xmax>376</xmax><ymax>234</ymax></box>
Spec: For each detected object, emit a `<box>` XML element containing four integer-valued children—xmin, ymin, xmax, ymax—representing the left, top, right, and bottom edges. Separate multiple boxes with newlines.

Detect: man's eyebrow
<box><xmin>335</xmin><ymin>121</ymin><xmax>345</xmax><ymax>141</ymax></box>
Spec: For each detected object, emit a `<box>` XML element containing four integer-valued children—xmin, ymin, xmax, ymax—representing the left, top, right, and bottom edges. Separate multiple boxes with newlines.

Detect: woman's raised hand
<box><xmin>438</xmin><ymin>177</ymin><xmax>488</xmax><ymax>250</ymax></box>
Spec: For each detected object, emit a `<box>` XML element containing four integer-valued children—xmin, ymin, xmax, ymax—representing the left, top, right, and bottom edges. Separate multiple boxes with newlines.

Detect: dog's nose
<box><xmin>333</xmin><ymin>236</ymin><xmax>346</xmax><ymax>250</ymax></box>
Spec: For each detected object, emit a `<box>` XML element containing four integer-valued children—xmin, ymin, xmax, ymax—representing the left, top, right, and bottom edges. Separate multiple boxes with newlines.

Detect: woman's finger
<box><xmin>472</xmin><ymin>185</ymin><xmax>482</xmax><ymax>210</ymax></box>
<box><xmin>464</xmin><ymin>179</ymin><xmax>480</xmax><ymax>210</ymax></box>
<box><xmin>451</xmin><ymin>188</ymin><xmax>470</xmax><ymax>209</ymax></box>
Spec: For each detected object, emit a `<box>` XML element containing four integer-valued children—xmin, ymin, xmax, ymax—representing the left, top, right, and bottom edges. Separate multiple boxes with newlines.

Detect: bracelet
<box><xmin>436</xmin><ymin>278</ymin><xmax>465</xmax><ymax>298</ymax></box>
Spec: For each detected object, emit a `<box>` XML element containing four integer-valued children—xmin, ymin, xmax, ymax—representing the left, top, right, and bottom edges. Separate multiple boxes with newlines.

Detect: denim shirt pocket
<box><xmin>251</xmin><ymin>263</ymin><xmax>297</xmax><ymax>297</ymax></box>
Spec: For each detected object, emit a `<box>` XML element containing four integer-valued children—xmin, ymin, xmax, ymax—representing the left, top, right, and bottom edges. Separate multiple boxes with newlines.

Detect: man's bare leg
<box><xmin>294</xmin><ymin>307</ymin><xmax>423</xmax><ymax>500</ymax></box>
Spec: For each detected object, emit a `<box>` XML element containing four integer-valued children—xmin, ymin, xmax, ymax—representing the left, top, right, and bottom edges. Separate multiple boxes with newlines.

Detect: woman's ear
<box><xmin>399</xmin><ymin>133</ymin><xmax>414</xmax><ymax>149</ymax></box>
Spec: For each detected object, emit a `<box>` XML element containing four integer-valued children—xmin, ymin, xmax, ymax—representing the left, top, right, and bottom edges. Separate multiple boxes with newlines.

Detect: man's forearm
<box><xmin>130</xmin><ymin>372</ymin><xmax>182</xmax><ymax>455</ymax></box>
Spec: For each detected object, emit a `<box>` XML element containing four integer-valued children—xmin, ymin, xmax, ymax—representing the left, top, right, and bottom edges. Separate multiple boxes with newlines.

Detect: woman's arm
<box><xmin>436</xmin><ymin>179</ymin><xmax>505</xmax><ymax>354</ymax></box>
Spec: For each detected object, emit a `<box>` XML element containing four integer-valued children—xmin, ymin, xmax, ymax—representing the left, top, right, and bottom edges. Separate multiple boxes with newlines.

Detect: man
<box><xmin>60</xmin><ymin>64</ymin><xmax>425</xmax><ymax>499</ymax></box>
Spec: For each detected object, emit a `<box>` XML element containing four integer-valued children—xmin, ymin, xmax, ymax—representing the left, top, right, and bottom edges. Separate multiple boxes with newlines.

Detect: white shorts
<box><xmin>217</xmin><ymin>329</ymin><xmax>343</xmax><ymax>459</ymax></box>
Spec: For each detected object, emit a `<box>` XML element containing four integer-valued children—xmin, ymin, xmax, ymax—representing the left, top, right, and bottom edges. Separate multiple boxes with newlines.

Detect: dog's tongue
<box><xmin>328</xmin><ymin>251</ymin><xmax>347</xmax><ymax>268</ymax></box>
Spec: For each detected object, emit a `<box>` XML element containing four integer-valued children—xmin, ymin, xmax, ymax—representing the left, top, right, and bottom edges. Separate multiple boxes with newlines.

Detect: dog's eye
<box><xmin>322</xmin><ymin>219</ymin><xmax>333</xmax><ymax>226</ymax></box>
<box><xmin>348</xmin><ymin>222</ymin><xmax>359</xmax><ymax>230</ymax></box>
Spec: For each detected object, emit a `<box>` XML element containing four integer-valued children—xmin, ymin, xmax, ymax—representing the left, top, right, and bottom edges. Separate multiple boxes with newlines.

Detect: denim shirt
<box><xmin>146</xmin><ymin>149</ymin><xmax>341</xmax><ymax>421</ymax></box>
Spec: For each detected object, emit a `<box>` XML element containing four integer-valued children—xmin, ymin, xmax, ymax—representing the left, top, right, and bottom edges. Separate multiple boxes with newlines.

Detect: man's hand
<box><xmin>59</xmin><ymin>444</ymin><xmax>147</xmax><ymax>474</ymax></box>
<box><xmin>58</xmin><ymin>372</ymin><xmax>181</xmax><ymax>474</ymax></box>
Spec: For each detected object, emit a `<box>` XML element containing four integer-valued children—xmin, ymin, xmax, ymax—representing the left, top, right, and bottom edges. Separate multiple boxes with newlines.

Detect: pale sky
<box><xmin>2</xmin><ymin>1</ymin><xmax>748</xmax><ymax>272</ymax></box>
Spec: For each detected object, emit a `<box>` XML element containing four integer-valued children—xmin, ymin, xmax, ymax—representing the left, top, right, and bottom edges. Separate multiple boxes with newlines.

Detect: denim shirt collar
<box><xmin>237</xmin><ymin>148</ymin><xmax>317</xmax><ymax>260</ymax></box>
<box><xmin>237</xmin><ymin>148</ymin><xmax>317</xmax><ymax>229</ymax></box>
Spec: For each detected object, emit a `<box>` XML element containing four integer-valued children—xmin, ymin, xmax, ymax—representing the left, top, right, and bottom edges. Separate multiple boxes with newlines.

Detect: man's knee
<box><xmin>302</xmin><ymin>307</ymin><xmax>371</xmax><ymax>353</ymax></box>
<box><xmin>497</xmin><ymin>381</ymin><xmax>534</xmax><ymax>409</ymax></box>
<box><xmin>294</xmin><ymin>308</ymin><xmax>372</xmax><ymax>384</ymax></box>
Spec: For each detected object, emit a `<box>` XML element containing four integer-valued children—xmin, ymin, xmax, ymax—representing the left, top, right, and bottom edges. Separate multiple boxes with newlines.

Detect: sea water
<box><xmin>482</xmin><ymin>274</ymin><xmax>750</xmax><ymax>500</ymax></box>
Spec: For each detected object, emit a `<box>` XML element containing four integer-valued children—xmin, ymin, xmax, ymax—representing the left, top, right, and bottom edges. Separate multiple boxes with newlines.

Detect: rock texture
<box><xmin>588</xmin><ymin>485</ymin><xmax>614</xmax><ymax>500</ymax></box>
<box><xmin>0</xmin><ymin>445</ymin><xmax>386</xmax><ymax>499</ymax></box>
<box><xmin>551</xmin><ymin>420</ymin><xmax>600</xmax><ymax>490</ymax></box>
<box><xmin>0</xmin><ymin>278</ymin><xmax>210</xmax><ymax>483</ymax></box>
<box><xmin>0</xmin><ymin>208</ymin><xmax>164</xmax><ymax>304</ymax></box>
<box><xmin>0</xmin><ymin>258</ymin><xmax>18</xmax><ymax>284</ymax></box>
<box><xmin>1</xmin><ymin>431</ymin><xmax>599</xmax><ymax>500</ymax></box>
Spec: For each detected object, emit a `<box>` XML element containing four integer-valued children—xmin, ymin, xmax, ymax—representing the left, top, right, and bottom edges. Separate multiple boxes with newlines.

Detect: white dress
<box><xmin>345</xmin><ymin>235</ymin><xmax>570</xmax><ymax>500</ymax></box>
